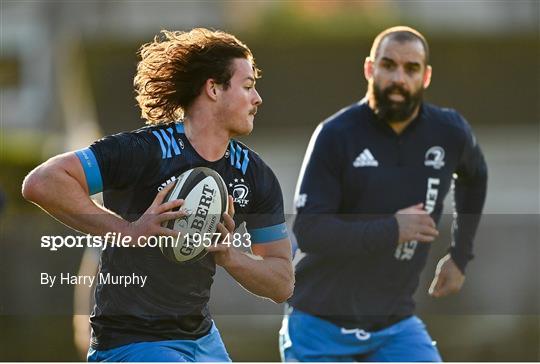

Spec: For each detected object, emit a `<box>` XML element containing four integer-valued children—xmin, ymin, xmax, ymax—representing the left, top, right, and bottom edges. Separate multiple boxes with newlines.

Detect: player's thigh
<box><xmin>364</xmin><ymin>317</ymin><xmax>441</xmax><ymax>362</ymax></box>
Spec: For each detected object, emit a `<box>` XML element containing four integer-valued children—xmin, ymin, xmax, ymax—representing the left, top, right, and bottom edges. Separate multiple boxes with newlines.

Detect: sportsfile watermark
<box><xmin>39</xmin><ymin>231</ymin><xmax>252</xmax><ymax>251</ymax></box>
<box><xmin>2</xmin><ymin>213</ymin><xmax>538</xmax><ymax>315</ymax></box>
<box><xmin>40</xmin><ymin>272</ymin><xmax>148</xmax><ymax>288</ymax></box>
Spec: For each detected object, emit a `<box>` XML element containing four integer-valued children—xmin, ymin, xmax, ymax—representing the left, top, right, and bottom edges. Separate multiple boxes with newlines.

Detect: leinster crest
<box><xmin>424</xmin><ymin>146</ymin><xmax>445</xmax><ymax>170</ymax></box>
<box><xmin>229</xmin><ymin>178</ymin><xmax>250</xmax><ymax>208</ymax></box>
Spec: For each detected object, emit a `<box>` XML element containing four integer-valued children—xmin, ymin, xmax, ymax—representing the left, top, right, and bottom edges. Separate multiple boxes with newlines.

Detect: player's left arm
<box><xmin>430</xmin><ymin>114</ymin><xmax>488</xmax><ymax>297</ymax></box>
<box><xmin>208</xmin><ymin>196</ymin><xmax>294</xmax><ymax>303</ymax></box>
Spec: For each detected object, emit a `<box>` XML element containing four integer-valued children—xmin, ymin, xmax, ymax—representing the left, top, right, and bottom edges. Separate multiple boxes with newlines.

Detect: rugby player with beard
<box><xmin>280</xmin><ymin>26</ymin><xmax>488</xmax><ymax>362</ymax></box>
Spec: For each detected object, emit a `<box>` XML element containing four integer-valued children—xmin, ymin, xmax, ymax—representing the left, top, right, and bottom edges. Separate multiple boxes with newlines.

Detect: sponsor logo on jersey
<box><xmin>229</xmin><ymin>178</ymin><xmax>250</xmax><ymax>207</ymax></box>
<box><xmin>425</xmin><ymin>178</ymin><xmax>440</xmax><ymax>214</ymax></box>
<box><xmin>157</xmin><ymin>176</ymin><xmax>177</xmax><ymax>191</ymax></box>
<box><xmin>353</xmin><ymin>148</ymin><xmax>379</xmax><ymax>167</ymax></box>
<box><xmin>394</xmin><ymin>177</ymin><xmax>441</xmax><ymax>261</ymax></box>
<box><xmin>394</xmin><ymin>241</ymin><xmax>418</xmax><ymax>261</ymax></box>
<box><xmin>296</xmin><ymin>194</ymin><xmax>307</xmax><ymax>209</ymax></box>
<box><xmin>425</xmin><ymin>146</ymin><xmax>445</xmax><ymax>169</ymax></box>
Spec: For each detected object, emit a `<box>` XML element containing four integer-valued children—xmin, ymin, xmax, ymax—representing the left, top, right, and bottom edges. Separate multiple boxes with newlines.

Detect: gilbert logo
<box><xmin>424</xmin><ymin>146</ymin><xmax>445</xmax><ymax>170</ymax></box>
<box><xmin>229</xmin><ymin>178</ymin><xmax>250</xmax><ymax>207</ymax></box>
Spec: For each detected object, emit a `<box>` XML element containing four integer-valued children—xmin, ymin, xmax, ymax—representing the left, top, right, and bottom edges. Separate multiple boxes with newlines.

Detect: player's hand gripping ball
<box><xmin>160</xmin><ymin>167</ymin><xmax>228</xmax><ymax>263</ymax></box>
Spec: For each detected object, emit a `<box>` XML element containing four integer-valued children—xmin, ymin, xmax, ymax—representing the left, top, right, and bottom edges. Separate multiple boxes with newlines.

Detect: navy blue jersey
<box><xmin>75</xmin><ymin>122</ymin><xmax>287</xmax><ymax>350</ymax></box>
<box><xmin>290</xmin><ymin>99</ymin><xmax>487</xmax><ymax>330</ymax></box>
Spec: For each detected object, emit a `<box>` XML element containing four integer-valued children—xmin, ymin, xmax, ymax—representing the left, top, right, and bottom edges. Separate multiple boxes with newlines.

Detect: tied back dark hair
<box><xmin>134</xmin><ymin>28</ymin><xmax>259</xmax><ymax>125</ymax></box>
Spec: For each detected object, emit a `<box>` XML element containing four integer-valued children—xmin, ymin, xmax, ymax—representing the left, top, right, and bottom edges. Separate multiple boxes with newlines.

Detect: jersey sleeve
<box><xmin>243</xmin><ymin>162</ymin><xmax>288</xmax><ymax>244</ymax></box>
<box><xmin>75</xmin><ymin>132</ymin><xmax>156</xmax><ymax>195</ymax></box>
<box><xmin>450</xmin><ymin>113</ymin><xmax>488</xmax><ymax>272</ymax></box>
<box><xmin>293</xmin><ymin>122</ymin><xmax>398</xmax><ymax>256</ymax></box>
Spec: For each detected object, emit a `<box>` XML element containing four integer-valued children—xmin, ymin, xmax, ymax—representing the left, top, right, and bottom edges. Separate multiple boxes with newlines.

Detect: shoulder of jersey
<box><xmin>228</xmin><ymin>139</ymin><xmax>265</xmax><ymax>176</ymax></box>
<box><xmin>320</xmin><ymin>100</ymin><xmax>368</xmax><ymax>133</ymax></box>
<box><xmin>423</xmin><ymin>102</ymin><xmax>471</xmax><ymax>136</ymax></box>
<box><xmin>131</xmin><ymin>122</ymin><xmax>186</xmax><ymax>160</ymax></box>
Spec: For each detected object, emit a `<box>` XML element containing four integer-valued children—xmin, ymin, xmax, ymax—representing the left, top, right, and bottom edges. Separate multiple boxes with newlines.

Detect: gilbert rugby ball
<box><xmin>160</xmin><ymin>167</ymin><xmax>228</xmax><ymax>263</ymax></box>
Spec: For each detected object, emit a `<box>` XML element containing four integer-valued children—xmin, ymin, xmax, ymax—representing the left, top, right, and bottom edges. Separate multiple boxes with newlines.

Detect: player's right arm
<box><xmin>23</xmin><ymin>152</ymin><xmax>128</xmax><ymax>234</ymax></box>
<box><xmin>293</xmin><ymin>123</ymin><xmax>437</xmax><ymax>257</ymax></box>
<box><xmin>22</xmin><ymin>142</ymin><xmax>184</xmax><ymax>240</ymax></box>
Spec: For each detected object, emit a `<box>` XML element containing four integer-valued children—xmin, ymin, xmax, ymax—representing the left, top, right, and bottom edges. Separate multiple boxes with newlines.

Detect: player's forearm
<box><xmin>293</xmin><ymin>214</ymin><xmax>398</xmax><ymax>256</ymax></box>
<box><xmin>22</xmin><ymin>161</ymin><xmax>129</xmax><ymax>236</ymax></box>
<box><xmin>450</xmin><ymin>170</ymin><xmax>488</xmax><ymax>272</ymax></box>
<box><xmin>221</xmin><ymin>250</ymin><xmax>294</xmax><ymax>303</ymax></box>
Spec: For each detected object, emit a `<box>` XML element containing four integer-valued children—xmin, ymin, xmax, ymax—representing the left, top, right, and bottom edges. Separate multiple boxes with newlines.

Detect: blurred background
<box><xmin>0</xmin><ymin>0</ymin><xmax>538</xmax><ymax>361</ymax></box>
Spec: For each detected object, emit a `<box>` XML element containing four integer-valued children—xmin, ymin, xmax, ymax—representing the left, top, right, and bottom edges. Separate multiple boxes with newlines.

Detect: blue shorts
<box><xmin>88</xmin><ymin>322</ymin><xmax>231</xmax><ymax>362</ymax></box>
<box><xmin>279</xmin><ymin>308</ymin><xmax>441</xmax><ymax>362</ymax></box>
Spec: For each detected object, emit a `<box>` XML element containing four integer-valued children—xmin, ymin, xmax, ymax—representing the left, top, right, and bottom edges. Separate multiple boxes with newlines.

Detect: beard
<box><xmin>368</xmin><ymin>81</ymin><xmax>423</xmax><ymax>123</ymax></box>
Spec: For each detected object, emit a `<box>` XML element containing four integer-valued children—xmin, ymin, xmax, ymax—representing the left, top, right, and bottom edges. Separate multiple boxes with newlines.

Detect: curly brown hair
<box><xmin>134</xmin><ymin>28</ymin><xmax>259</xmax><ymax>125</ymax></box>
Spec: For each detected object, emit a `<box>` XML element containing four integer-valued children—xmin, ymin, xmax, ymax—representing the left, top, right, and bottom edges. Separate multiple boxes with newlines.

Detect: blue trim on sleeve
<box><xmin>75</xmin><ymin>148</ymin><xmax>103</xmax><ymax>195</ymax></box>
<box><xmin>249</xmin><ymin>223</ymin><xmax>288</xmax><ymax>244</ymax></box>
